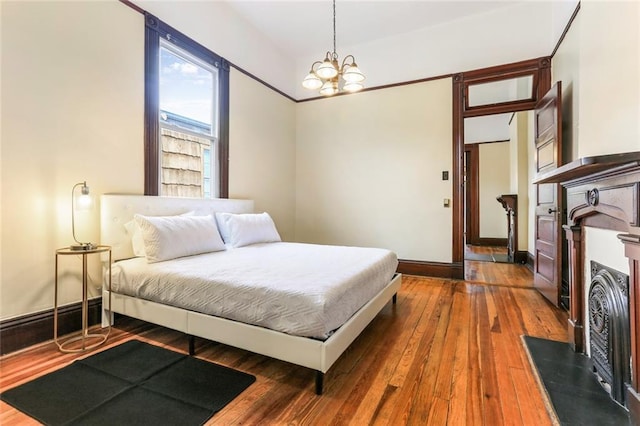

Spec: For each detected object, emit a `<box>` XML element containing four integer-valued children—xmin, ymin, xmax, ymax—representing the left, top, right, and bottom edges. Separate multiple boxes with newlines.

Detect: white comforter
<box><xmin>111</xmin><ymin>242</ymin><xmax>398</xmax><ymax>339</ymax></box>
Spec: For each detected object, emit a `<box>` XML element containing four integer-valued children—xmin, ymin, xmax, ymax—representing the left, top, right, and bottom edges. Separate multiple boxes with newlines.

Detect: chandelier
<box><xmin>301</xmin><ymin>0</ymin><xmax>365</xmax><ymax>96</ymax></box>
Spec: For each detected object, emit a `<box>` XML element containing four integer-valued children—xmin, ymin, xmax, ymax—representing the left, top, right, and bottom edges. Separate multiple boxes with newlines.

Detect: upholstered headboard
<box><xmin>101</xmin><ymin>194</ymin><xmax>254</xmax><ymax>261</ymax></box>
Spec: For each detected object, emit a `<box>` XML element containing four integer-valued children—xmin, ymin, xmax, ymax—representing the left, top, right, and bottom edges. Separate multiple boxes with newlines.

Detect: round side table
<box><xmin>54</xmin><ymin>245</ymin><xmax>112</xmax><ymax>353</ymax></box>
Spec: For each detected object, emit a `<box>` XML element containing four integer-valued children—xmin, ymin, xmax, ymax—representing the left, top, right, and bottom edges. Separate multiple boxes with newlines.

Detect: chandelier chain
<box><xmin>301</xmin><ymin>0</ymin><xmax>364</xmax><ymax>95</ymax></box>
<box><xmin>332</xmin><ymin>0</ymin><xmax>336</xmax><ymax>56</ymax></box>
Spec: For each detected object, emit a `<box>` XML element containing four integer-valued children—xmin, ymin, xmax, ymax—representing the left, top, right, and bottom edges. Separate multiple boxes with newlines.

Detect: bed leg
<box><xmin>188</xmin><ymin>335</ymin><xmax>195</xmax><ymax>356</ymax></box>
<box><xmin>392</xmin><ymin>293</ymin><xmax>397</xmax><ymax>304</ymax></box>
<box><xmin>315</xmin><ymin>371</ymin><xmax>324</xmax><ymax>395</ymax></box>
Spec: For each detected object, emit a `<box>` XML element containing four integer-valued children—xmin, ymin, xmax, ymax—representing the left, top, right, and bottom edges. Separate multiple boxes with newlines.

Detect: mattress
<box><xmin>110</xmin><ymin>242</ymin><xmax>398</xmax><ymax>339</ymax></box>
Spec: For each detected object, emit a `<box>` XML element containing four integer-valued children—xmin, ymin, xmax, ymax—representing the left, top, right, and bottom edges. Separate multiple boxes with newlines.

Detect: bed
<box><xmin>100</xmin><ymin>194</ymin><xmax>401</xmax><ymax>394</ymax></box>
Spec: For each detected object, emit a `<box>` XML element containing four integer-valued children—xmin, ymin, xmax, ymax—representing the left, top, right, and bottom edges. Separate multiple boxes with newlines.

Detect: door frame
<box><xmin>452</xmin><ymin>57</ymin><xmax>552</xmax><ymax>278</ymax></box>
<box><xmin>465</xmin><ymin>141</ymin><xmax>512</xmax><ymax>247</ymax></box>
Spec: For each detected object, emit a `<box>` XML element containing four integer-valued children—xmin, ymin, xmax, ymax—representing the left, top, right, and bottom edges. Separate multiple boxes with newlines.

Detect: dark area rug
<box><xmin>1</xmin><ymin>339</ymin><xmax>255</xmax><ymax>426</ymax></box>
<box><xmin>522</xmin><ymin>335</ymin><xmax>630</xmax><ymax>426</ymax></box>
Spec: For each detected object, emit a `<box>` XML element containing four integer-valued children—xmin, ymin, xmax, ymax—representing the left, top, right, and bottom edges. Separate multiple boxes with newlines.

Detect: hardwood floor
<box><xmin>466</xmin><ymin>244</ymin><xmax>509</xmax><ymax>257</ymax></box>
<box><xmin>465</xmin><ymin>245</ymin><xmax>534</xmax><ymax>288</ymax></box>
<box><xmin>0</xmin><ymin>272</ymin><xmax>568</xmax><ymax>425</ymax></box>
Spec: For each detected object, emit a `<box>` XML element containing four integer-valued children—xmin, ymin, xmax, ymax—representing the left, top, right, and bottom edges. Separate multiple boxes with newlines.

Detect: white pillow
<box><xmin>215</xmin><ymin>212</ymin><xmax>281</xmax><ymax>248</ymax></box>
<box><xmin>124</xmin><ymin>219</ymin><xmax>147</xmax><ymax>257</ymax></box>
<box><xmin>134</xmin><ymin>214</ymin><xmax>226</xmax><ymax>262</ymax></box>
<box><xmin>124</xmin><ymin>211</ymin><xmax>193</xmax><ymax>257</ymax></box>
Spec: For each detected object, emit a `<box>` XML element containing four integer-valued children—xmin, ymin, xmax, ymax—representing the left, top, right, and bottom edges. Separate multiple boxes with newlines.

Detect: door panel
<box><xmin>534</xmin><ymin>82</ymin><xmax>562</xmax><ymax>306</ymax></box>
<box><xmin>537</xmin><ymin>183</ymin><xmax>555</xmax><ymax>204</ymax></box>
<box><xmin>537</xmin><ymin>142</ymin><xmax>556</xmax><ymax>169</ymax></box>
<box><xmin>536</xmin><ymin>252</ymin><xmax>555</xmax><ymax>282</ymax></box>
<box><xmin>537</xmin><ymin>215</ymin><xmax>555</xmax><ymax>242</ymax></box>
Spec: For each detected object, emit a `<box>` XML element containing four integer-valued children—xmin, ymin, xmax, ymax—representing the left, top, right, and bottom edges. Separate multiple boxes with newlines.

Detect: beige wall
<box><xmin>556</xmin><ymin>0</ymin><xmax>640</xmax><ymax>157</ymax></box>
<box><xmin>479</xmin><ymin>142</ymin><xmax>510</xmax><ymax>239</ymax></box>
<box><xmin>509</xmin><ymin>112</ymin><xmax>530</xmax><ymax>251</ymax></box>
<box><xmin>229</xmin><ymin>70</ymin><xmax>296</xmax><ymax>241</ymax></box>
<box><xmin>578</xmin><ymin>0</ymin><xmax>639</xmax><ymax>156</ymax></box>
<box><xmin>551</xmin><ymin>12</ymin><xmax>580</xmax><ymax>163</ymax></box>
<box><xmin>0</xmin><ymin>2</ymin><xmax>296</xmax><ymax>321</ymax></box>
<box><xmin>295</xmin><ymin>79</ymin><xmax>453</xmax><ymax>262</ymax></box>
<box><xmin>1</xmin><ymin>1</ymin><xmax>144</xmax><ymax>319</ymax></box>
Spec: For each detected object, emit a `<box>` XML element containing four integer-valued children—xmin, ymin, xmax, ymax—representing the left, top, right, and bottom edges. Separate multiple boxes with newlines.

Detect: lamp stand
<box><xmin>70</xmin><ymin>242</ymin><xmax>97</xmax><ymax>251</ymax></box>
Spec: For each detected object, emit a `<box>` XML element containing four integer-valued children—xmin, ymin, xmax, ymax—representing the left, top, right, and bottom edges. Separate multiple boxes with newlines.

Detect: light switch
<box><xmin>444</xmin><ymin>198</ymin><xmax>450</xmax><ymax>207</ymax></box>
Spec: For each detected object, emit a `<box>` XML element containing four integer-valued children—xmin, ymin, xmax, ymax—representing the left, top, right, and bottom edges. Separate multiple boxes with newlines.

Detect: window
<box><xmin>144</xmin><ymin>13</ymin><xmax>229</xmax><ymax>198</ymax></box>
<box><xmin>467</xmin><ymin>74</ymin><xmax>534</xmax><ymax>107</ymax></box>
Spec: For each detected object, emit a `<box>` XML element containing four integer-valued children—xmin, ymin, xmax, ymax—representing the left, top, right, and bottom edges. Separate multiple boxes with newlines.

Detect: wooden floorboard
<box><xmin>0</xmin><ymin>265</ymin><xmax>568</xmax><ymax>426</ymax></box>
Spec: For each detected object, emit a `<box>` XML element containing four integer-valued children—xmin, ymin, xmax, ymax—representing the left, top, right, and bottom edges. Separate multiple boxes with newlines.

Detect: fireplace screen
<box><xmin>589</xmin><ymin>261</ymin><xmax>631</xmax><ymax>406</ymax></box>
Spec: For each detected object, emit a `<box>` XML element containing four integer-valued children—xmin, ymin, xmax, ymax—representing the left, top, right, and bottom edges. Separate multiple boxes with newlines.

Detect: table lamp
<box><xmin>70</xmin><ymin>181</ymin><xmax>96</xmax><ymax>251</ymax></box>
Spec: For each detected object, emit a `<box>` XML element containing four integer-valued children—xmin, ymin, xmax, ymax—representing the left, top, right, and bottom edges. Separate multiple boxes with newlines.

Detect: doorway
<box><xmin>464</xmin><ymin>141</ymin><xmax>510</xmax><ymax>263</ymax></box>
<box><xmin>452</xmin><ymin>57</ymin><xmax>555</xmax><ymax>290</ymax></box>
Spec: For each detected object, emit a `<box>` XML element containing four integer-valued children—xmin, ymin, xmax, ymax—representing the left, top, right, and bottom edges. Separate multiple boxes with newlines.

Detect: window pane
<box><xmin>159</xmin><ymin>45</ymin><xmax>217</xmax><ymax>137</ymax></box>
<box><xmin>468</xmin><ymin>75</ymin><xmax>533</xmax><ymax>107</ymax></box>
<box><xmin>145</xmin><ymin>18</ymin><xmax>228</xmax><ymax>198</ymax></box>
<box><xmin>158</xmin><ymin>43</ymin><xmax>219</xmax><ymax>198</ymax></box>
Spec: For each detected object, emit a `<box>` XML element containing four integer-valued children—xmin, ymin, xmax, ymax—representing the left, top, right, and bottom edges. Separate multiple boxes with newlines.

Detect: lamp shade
<box><xmin>302</xmin><ymin>72</ymin><xmax>323</xmax><ymax>90</ymax></box>
<box><xmin>342</xmin><ymin>64</ymin><xmax>365</xmax><ymax>83</ymax></box>
<box><xmin>343</xmin><ymin>81</ymin><xmax>364</xmax><ymax>93</ymax></box>
<box><xmin>75</xmin><ymin>185</ymin><xmax>92</xmax><ymax>210</ymax></box>
<box><xmin>319</xmin><ymin>80</ymin><xmax>338</xmax><ymax>96</ymax></box>
<box><xmin>316</xmin><ymin>59</ymin><xmax>338</xmax><ymax>79</ymax></box>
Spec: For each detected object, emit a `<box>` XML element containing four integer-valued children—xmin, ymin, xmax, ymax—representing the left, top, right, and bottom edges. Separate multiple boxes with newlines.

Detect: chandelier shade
<box><xmin>343</xmin><ymin>81</ymin><xmax>363</xmax><ymax>93</ymax></box>
<box><xmin>302</xmin><ymin>71</ymin><xmax>323</xmax><ymax>90</ymax></box>
<box><xmin>316</xmin><ymin>57</ymin><xmax>339</xmax><ymax>79</ymax></box>
<box><xmin>319</xmin><ymin>79</ymin><xmax>339</xmax><ymax>96</ymax></box>
<box><xmin>301</xmin><ymin>0</ymin><xmax>365</xmax><ymax>96</ymax></box>
<box><xmin>342</xmin><ymin>61</ymin><xmax>364</xmax><ymax>83</ymax></box>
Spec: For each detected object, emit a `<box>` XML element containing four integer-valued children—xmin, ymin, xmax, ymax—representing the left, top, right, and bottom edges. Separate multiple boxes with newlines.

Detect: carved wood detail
<box><xmin>552</xmin><ymin>152</ymin><xmax>640</xmax><ymax>422</ymax></box>
<box><xmin>619</xmin><ymin>234</ymin><xmax>640</xmax><ymax>425</ymax></box>
<box><xmin>563</xmin><ymin>224</ymin><xmax>584</xmax><ymax>352</ymax></box>
<box><xmin>497</xmin><ymin>194</ymin><xmax>518</xmax><ymax>263</ymax></box>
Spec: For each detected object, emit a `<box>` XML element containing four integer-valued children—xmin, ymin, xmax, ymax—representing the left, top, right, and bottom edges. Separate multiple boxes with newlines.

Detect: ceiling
<box><xmin>225</xmin><ymin>1</ymin><xmax>521</xmax><ymax>58</ymax></box>
<box><xmin>223</xmin><ymin>0</ymin><xmax>576</xmax><ymax>141</ymax></box>
<box><xmin>222</xmin><ymin>0</ymin><xmax>577</xmax><ymax>101</ymax></box>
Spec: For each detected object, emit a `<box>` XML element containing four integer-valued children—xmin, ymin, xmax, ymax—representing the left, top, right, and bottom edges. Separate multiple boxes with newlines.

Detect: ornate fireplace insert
<box><xmin>589</xmin><ymin>261</ymin><xmax>631</xmax><ymax>406</ymax></box>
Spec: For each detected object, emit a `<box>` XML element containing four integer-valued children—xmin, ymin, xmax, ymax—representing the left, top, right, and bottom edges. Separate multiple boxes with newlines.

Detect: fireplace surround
<box><xmin>535</xmin><ymin>152</ymin><xmax>640</xmax><ymax>424</ymax></box>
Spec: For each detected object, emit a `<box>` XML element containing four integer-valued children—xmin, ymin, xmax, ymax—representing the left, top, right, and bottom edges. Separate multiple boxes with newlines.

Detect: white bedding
<box><xmin>111</xmin><ymin>242</ymin><xmax>398</xmax><ymax>339</ymax></box>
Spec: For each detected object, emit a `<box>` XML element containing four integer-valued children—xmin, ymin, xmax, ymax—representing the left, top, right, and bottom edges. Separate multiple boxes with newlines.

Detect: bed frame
<box><xmin>100</xmin><ymin>194</ymin><xmax>401</xmax><ymax>394</ymax></box>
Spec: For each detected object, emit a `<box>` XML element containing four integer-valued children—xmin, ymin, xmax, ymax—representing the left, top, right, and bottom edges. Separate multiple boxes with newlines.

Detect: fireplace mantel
<box><xmin>537</xmin><ymin>151</ymin><xmax>640</xmax><ymax>424</ymax></box>
<box><xmin>533</xmin><ymin>151</ymin><xmax>640</xmax><ymax>186</ymax></box>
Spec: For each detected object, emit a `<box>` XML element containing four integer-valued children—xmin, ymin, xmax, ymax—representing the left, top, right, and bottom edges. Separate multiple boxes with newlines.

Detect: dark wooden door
<box><xmin>534</xmin><ymin>82</ymin><xmax>562</xmax><ymax>306</ymax></box>
<box><xmin>464</xmin><ymin>144</ymin><xmax>480</xmax><ymax>245</ymax></box>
